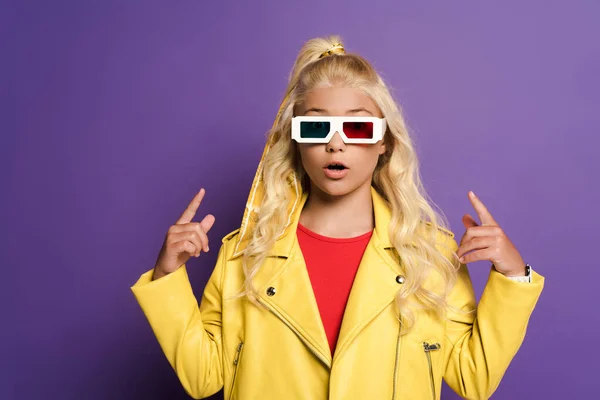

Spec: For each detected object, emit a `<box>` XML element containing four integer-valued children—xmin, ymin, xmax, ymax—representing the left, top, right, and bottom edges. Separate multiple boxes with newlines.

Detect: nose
<box><xmin>326</xmin><ymin>131</ymin><xmax>345</xmax><ymax>152</ymax></box>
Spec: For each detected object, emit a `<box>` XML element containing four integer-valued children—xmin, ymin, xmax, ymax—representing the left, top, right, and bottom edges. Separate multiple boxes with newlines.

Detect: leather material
<box><xmin>131</xmin><ymin>187</ymin><xmax>545</xmax><ymax>400</ymax></box>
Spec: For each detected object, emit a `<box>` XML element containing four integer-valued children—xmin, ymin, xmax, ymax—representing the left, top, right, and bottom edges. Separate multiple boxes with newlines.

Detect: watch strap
<box><xmin>506</xmin><ymin>263</ymin><xmax>532</xmax><ymax>283</ymax></box>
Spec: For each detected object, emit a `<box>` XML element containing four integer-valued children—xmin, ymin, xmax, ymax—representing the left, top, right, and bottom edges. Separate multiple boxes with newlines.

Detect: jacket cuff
<box><xmin>480</xmin><ymin>265</ymin><xmax>544</xmax><ymax>315</ymax></box>
<box><xmin>130</xmin><ymin>265</ymin><xmax>198</xmax><ymax>320</ymax></box>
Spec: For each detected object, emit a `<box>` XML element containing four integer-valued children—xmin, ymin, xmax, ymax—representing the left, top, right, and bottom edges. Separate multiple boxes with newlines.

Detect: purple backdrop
<box><xmin>4</xmin><ymin>1</ymin><xmax>598</xmax><ymax>399</ymax></box>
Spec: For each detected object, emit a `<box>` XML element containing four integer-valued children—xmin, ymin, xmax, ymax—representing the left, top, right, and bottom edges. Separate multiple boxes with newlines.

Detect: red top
<box><xmin>296</xmin><ymin>222</ymin><xmax>373</xmax><ymax>355</ymax></box>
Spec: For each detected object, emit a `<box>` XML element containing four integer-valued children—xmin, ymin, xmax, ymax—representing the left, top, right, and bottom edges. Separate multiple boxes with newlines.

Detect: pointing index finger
<box><xmin>468</xmin><ymin>191</ymin><xmax>497</xmax><ymax>226</ymax></box>
<box><xmin>176</xmin><ymin>188</ymin><xmax>205</xmax><ymax>225</ymax></box>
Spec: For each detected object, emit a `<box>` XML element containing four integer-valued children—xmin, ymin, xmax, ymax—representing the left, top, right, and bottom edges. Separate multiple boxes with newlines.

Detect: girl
<box><xmin>131</xmin><ymin>36</ymin><xmax>544</xmax><ymax>400</ymax></box>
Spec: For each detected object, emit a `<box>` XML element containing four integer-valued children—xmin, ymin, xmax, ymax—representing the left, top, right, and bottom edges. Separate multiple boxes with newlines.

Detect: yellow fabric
<box><xmin>131</xmin><ymin>187</ymin><xmax>545</xmax><ymax>400</ymax></box>
<box><xmin>231</xmin><ymin>47</ymin><xmax>349</xmax><ymax>260</ymax></box>
<box><xmin>319</xmin><ymin>43</ymin><xmax>346</xmax><ymax>58</ymax></box>
<box><xmin>229</xmin><ymin>136</ymin><xmax>303</xmax><ymax>259</ymax></box>
<box><xmin>229</xmin><ymin>94</ymin><xmax>301</xmax><ymax>259</ymax></box>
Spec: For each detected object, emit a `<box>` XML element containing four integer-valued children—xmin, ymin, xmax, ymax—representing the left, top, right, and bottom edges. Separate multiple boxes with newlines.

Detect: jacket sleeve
<box><xmin>130</xmin><ymin>242</ymin><xmax>227</xmax><ymax>399</ymax></box>
<box><xmin>441</xmin><ymin>237</ymin><xmax>545</xmax><ymax>400</ymax></box>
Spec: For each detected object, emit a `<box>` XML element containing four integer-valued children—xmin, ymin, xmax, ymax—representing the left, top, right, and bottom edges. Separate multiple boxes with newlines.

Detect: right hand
<box><xmin>152</xmin><ymin>188</ymin><xmax>216</xmax><ymax>281</ymax></box>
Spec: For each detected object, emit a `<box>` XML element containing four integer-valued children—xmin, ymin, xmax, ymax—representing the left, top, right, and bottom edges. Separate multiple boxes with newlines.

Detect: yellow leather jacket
<box><xmin>131</xmin><ymin>187</ymin><xmax>544</xmax><ymax>399</ymax></box>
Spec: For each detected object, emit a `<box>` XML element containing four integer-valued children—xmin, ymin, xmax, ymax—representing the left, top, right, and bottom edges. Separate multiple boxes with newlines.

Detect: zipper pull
<box><xmin>423</xmin><ymin>342</ymin><xmax>441</xmax><ymax>352</ymax></box>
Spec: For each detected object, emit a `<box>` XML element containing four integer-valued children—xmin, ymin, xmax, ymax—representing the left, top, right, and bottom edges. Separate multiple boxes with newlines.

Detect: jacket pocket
<box><xmin>423</xmin><ymin>341</ymin><xmax>441</xmax><ymax>400</ymax></box>
<box><xmin>228</xmin><ymin>341</ymin><xmax>244</xmax><ymax>400</ymax></box>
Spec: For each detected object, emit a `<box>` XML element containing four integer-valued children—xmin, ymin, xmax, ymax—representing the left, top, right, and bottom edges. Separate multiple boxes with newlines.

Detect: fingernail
<box><xmin>459</xmin><ymin>256</ymin><xmax>465</xmax><ymax>262</ymax></box>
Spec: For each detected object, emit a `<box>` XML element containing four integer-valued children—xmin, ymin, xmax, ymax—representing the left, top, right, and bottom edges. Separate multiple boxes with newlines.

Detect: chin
<box><xmin>311</xmin><ymin>178</ymin><xmax>362</xmax><ymax>198</ymax></box>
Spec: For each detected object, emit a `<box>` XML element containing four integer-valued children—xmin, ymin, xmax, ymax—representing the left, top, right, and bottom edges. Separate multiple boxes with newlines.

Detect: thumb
<box><xmin>200</xmin><ymin>214</ymin><xmax>216</xmax><ymax>233</ymax></box>
<box><xmin>462</xmin><ymin>213</ymin><xmax>478</xmax><ymax>229</ymax></box>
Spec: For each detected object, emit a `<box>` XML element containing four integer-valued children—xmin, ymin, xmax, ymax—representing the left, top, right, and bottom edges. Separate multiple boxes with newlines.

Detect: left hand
<box><xmin>457</xmin><ymin>191</ymin><xmax>527</xmax><ymax>277</ymax></box>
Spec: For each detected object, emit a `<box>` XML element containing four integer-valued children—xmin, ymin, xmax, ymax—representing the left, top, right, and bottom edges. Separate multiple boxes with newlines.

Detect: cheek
<box><xmin>298</xmin><ymin>147</ymin><xmax>322</xmax><ymax>170</ymax></box>
<box><xmin>357</xmin><ymin>148</ymin><xmax>384</xmax><ymax>172</ymax></box>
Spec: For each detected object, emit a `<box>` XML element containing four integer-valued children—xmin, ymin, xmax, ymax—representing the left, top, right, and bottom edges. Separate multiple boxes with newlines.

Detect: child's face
<box><xmin>295</xmin><ymin>86</ymin><xmax>386</xmax><ymax>197</ymax></box>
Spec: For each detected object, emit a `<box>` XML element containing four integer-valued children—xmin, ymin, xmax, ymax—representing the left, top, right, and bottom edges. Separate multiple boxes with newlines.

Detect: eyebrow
<box><xmin>303</xmin><ymin>107</ymin><xmax>374</xmax><ymax>115</ymax></box>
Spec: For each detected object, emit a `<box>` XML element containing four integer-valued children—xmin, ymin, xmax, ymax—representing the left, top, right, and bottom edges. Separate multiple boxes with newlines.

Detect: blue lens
<box><xmin>300</xmin><ymin>121</ymin><xmax>330</xmax><ymax>138</ymax></box>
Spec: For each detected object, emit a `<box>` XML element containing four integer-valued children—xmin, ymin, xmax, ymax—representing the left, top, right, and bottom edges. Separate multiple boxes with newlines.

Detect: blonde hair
<box><xmin>231</xmin><ymin>35</ymin><xmax>465</xmax><ymax>335</ymax></box>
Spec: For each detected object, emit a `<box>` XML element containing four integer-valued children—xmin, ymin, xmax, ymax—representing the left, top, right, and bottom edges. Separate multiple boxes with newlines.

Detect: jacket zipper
<box><xmin>391</xmin><ymin>324</ymin><xmax>402</xmax><ymax>399</ymax></box>
<box><xmin>423</xmin><ymin>342</ymin><xmax>441</xmax><ymax>400</ymax></box>
<box><xmin>229</xmin><ymin>341</ymin><xmax>244</xmax><ymax>400</ymax></box>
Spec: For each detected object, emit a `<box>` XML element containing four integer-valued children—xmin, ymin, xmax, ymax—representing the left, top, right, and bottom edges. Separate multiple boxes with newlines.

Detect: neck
<box><xmin>299</xmin><ymin>181</ymin><xmax>374</xmax><ymax>238</ymax></box>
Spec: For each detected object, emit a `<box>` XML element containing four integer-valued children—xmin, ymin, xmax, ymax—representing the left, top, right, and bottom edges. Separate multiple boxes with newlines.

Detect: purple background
<box><xmin>4</xmin><ymin>1</ymin><xmax>598</xmax><ymax>399</ymax></box>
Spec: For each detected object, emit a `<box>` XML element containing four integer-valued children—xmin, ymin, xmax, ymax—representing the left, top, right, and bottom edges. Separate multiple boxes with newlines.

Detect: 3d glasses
<box><xmin>291</xmin><ymin>116</ymin><xmax>387</xmax><ymax>144</ymax></box>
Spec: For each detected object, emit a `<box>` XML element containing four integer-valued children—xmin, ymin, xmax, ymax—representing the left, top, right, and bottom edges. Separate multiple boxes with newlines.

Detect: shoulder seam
<box><xmin>221</xmin><ymin>227</ymin><xmax>241</xmax><ymax>244</ymax></box>
<box><xmin>422</xmin><ymin>220</ymin><xmax>455</xmax><ymax>238</ymax></box>
<box><xmin>437</xmin><ymin>226</ymin><xmax>455</xmax><ymax>238</ymax></box>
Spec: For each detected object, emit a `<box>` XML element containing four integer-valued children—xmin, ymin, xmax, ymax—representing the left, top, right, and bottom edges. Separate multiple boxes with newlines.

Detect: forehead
<box><xmin>300</xmin><ymin>86</ymin><xmax>382</xmax><ymax>116</ymax></box>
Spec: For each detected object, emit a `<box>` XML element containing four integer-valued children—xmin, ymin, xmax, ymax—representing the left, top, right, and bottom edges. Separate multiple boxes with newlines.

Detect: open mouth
<box><xmin>325</xmin><ymin>163</ymin><xmax>348</xmax><ymax>170</ymax></box>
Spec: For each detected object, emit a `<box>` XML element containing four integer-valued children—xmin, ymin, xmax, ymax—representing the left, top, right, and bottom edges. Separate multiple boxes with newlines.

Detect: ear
<box><xmin>379</xmin><ymin>142</ymin><xmax>386</xmax><ymax>155</ymax></box>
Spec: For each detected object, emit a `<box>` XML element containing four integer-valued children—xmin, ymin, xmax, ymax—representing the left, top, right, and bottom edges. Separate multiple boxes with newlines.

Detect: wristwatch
<box><xmin>506</xmin><ymin>263</ymin><xmax>532</xmax><ymax>283</ymax></box>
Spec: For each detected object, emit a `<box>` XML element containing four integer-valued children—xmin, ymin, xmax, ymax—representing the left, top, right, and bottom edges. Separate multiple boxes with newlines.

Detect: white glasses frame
<box><xmin>291</xmin><ymin>116</ymin><xmax>387</xmax><ymax>144</ymax></box>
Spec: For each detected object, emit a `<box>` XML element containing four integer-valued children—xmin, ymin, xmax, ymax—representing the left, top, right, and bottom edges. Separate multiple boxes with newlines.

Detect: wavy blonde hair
<box><xmin>231</xmin><ymin>35</ymin><xmax>466</xmax><ymax>335</ymax></box>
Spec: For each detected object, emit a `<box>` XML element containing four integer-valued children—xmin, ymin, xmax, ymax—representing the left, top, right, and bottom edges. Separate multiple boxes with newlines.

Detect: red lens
<box><xmin>342</xmin><ymin>122</ymin><xmax>374</xmax><ymax>139</ymax></box>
